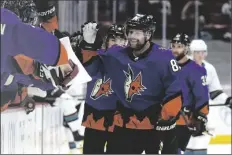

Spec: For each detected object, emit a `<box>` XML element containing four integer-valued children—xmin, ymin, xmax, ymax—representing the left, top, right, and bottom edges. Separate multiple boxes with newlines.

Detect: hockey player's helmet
<box><xmin>171</xmin><ymin>33</ymin><xmax>190</xmax><ymax>46</ymax></box>
<box><xmin>190</xmin><ymin>39</ymin><xmax>207</xmax><ymax>52</ymax></box>
<box><xmin>1</xmin><ymin>0</ymin><xmax>38</xmax><ymax>25</ymax></box>
<box><xmin>107</xmin><ymin>24</ymin><xmax>126</xmax><ymax>39</ymax></box>
<box><xmin>125</xmin><ymin>14</ymin><xmax>156</xmax><ymax>33</ymax></box>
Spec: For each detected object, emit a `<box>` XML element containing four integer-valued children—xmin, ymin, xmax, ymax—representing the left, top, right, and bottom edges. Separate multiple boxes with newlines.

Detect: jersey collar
<box><xmin>127</xmin><ymin>42</ymin><xmax>153</xmax><ymax>61</ymax></box>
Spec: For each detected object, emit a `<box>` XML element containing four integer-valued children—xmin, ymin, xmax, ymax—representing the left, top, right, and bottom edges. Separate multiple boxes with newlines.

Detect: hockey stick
<box><xmin>179</xmin><ymin>110</ymin><xmax>214</xmax><ymax>137</ymax></box>
<box><xmin>209</xmin><ymin>104</ymin><xmax>229</xmax><ymax>107</ymax></box>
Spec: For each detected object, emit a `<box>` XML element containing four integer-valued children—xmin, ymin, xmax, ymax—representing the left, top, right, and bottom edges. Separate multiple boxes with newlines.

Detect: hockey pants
<box><xmin>106</xmin><ymin>126</ymin><xmax>161</xmax><ymax>154</ymax></box>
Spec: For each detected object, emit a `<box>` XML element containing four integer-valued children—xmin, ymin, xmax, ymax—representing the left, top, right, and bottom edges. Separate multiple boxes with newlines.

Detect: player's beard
<box><xmin>128</xmin><ymin>38</ymin><xmax>147</xmax><ymax>51</ymax></box>
<box><xmin>174</xmin><ymin>51</ymin><xmax>186</xmax><ymax>61</ymax></box>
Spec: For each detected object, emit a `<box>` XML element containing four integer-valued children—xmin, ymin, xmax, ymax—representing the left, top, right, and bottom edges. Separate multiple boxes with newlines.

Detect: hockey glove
<box><xmin>189</xmin><ymin>112</ymin><xmax>207</xmax><ymax>137</ymax></box>
<box><xmin>53</xmin><ymin>29</ymin><xmax>67</xmax><ymax>39</ymax></box>
<box><xmin>32</xmin><ymin>61</ymin><xmax>49</xmax><ymax>81</ymax></box>
<box><xmin>225</xmin><ymin>96</ymin><xmax>232</xmax><ymax>109</ymax></box>
<box><xmin>80</xmin><ymin>21</ymin><xmax>102</xmax><ymax>51</ymax></box>
<box><xmin>156</xmin><ymin>117</ymin><xmax>177</xmax><ymax>132</ymax></box>
<box><xmin>11</xmin><ymin>85</ymin><xmax>35</xmax><ymax>114</ymax></box>
<box><xmin>32</xmin><ymin>86</ymin><xmax>65</xmax><ymax>106</ymax></box>
<box><xmin>20</xmin><ymin>96</ymin><xmax>36</xmax><ymax>114</ymax></box>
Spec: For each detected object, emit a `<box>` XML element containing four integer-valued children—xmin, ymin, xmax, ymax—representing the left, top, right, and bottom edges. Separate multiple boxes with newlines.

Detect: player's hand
<box><xmin>60</xmin><ymin>59</ymin><xmax>79</xmax><ymax>86</ymax></box>
<box><xmin>189</xmin><ymin>112</ymin><xmax>208</xmax><ymax>137</ymax></box>
<box><xmin>20</xmin><ymin>96</ymin><xmax>36</xmax><ymax>114</ymax></box>
<box><xmin>32</xmin><ymin>86</ymin><xmax>64</xmax><ymax>106</ymax></box>
<box><xmin>12</xmin><ymin>86</ymin><xmax>36</xmax><ymax>114</ymax></box>
<box><xmin>79</xmin><ymin>21</ymin><xmax>103</xmax><ymax>51</ymax></box>
<box><xmin>81</xmin><ymin>21</ymin><xmax>99</xmax><ymax>44</ymax></box>
<box><xmin>33</xmin><ymin>61</ymin><xmax>49</xmax><ymax>81</ymax></box>
<box><xmin>225</xmin><ymin>96</ymin><xmax>232</xmax><ymax>109</ymax></box>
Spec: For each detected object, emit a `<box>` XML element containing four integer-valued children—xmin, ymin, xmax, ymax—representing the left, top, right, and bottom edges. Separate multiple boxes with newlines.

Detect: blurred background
<box><xmin>57</xmin><ymin>0</ymin><xmax>231</xmax><ymax>94</ymax></box>
<box><xmin>57</xmin><ymin>0</ymin><xmax>232</xmax><ymax>44</ymax></box>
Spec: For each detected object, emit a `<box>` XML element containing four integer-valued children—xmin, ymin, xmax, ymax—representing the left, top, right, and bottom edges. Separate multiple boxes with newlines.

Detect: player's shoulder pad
<box><xmin>149</xmin><ymin>43</ymin><xmax>174</xmax><ymax>62</ymax></box>
<box><xmin>1</xmin><ymin>8</ymin><xmax>20</xmax><ymax>24</ymax></box>
<box><xmin>190</xmin><ymin>60</ymin><xmax>207</xmax><ymax>75</ymax></box>
<box><xmin>102</xmin><ymin>45</ymin><xmax>124</xmax><ymax>56</ymax></box>
<box><xmin>203</xmin><ymin>60</ymin><xmax>216</xmax><ymax>72</ymax></box>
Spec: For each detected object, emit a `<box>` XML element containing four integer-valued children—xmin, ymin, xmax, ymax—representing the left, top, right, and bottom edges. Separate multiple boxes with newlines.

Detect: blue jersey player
<box><xmin>161</xmin><ymin>33</ymin><xmax>209</xmax><ymax>154</ymax></box>
<box><xmin>1</xmin><ymin>8</ymin><xmax>69</xmax><ymax>112</ymax></box>
<box><xmin>80</xmin><ymin>24</ymin><xmax>127</xmax><ymax>154</ymax></box>
<box><xmin>80</xmin><ymin>14</ymin><xmax>183</xmax><ymax>154</ymax></box>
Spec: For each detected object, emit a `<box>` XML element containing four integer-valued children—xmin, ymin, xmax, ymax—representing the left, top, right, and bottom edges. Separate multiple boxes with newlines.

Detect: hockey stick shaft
<box><xmin>209</xmin><ymin>104</ymin><xmax>228</xmax><ymax>107</ymax></box>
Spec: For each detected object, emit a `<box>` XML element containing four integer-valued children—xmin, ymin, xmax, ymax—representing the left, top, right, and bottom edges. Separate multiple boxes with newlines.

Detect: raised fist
<box><xmin>81</xmin><ymin>21</ymin><xmax>99</xmax><ymax>44</ymax></box>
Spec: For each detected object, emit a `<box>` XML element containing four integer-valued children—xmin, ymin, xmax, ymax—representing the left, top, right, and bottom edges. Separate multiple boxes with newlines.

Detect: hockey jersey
<box><xmin>177</xmin><ymin>59</ymin><xmax>209</xmax><ymax>125</ymax></box>
<box><xmin>83</xmin><ymin>43</ymin><xmax>183</xmax><ymax>129</ymax></box>
<box><xmin>1</xmin><ymin>8</ymin><xmax>67</xmax><ymax>77</ymax></box>
<box><xmin>85</xmin><ymin>64</ymin><xmax>117</xmax><ymax>110</ymax></box>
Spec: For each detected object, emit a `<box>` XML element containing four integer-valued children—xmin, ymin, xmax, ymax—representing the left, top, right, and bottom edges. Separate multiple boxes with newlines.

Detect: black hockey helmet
<box><xmin>125</xmin><ymin>14</ymin><xmax>156</xmax><ymax>34</ymax></box>
<box><xmin>171</xmin><ymin>33</ymin><xmax>190</xmax><ymax>46</ymax></box>
<box><xmin>1</xmin><ymin>0</ymin><xmax>38</xmax><ymax>25</ymax></box>
<box><xmin>107</xmin><ymin>24</ymin><xmax>126</xmax><ymax>39</ymax></box>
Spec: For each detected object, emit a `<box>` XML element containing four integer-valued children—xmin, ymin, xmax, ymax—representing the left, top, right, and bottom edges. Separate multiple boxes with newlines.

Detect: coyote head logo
<box><xmin>123</xmin><ymin>64</ymin><xmax>146</xmax><ymax>102</ymax></box>
<box><xmin>90</xmin><ymin>77</ymin><xmax>113</xmax><ymax>100</ymax></box>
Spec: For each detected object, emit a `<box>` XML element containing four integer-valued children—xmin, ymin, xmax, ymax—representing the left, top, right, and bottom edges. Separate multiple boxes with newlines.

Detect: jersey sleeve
<box><xmin>207</xmin><ymin>64</ymin><xmax>223</xmax><ymax>93</ymax></box>
<box><xmin>12</xmin><ymin>22</ymin><xmax>69</xmax><ymax>66</ymax></box>
<box><xmin>190</xmin><ymin>66</ymin><xmax>209</xmax><ymax>115</ymax></box>
<box><xmin>1</xmin><ymin>8</ymin><xmax>67</xmax><ymax>66</ymax></box>
<box><xmin>81</xmin><ymin>45</ymin><xmax>122</xmax><ymax>77</ymax></box>
<box><xmin>159</xmin><ymin>53</ymin><xmax>183</xmax><ymax>120</ymax></box>
<box><xmin>205</xmin><ymin>63</ymin><xmax>228</xmax><ymax>105</ymax></box>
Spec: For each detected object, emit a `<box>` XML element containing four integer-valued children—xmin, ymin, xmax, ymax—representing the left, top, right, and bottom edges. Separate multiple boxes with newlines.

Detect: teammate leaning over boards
<box><xmin>1</xmin><ymin>8</ymin><xmax>71</xmax><ymax>112</ymax></box>
<box><xmin>185</xmin><ymin>39</ymin><xmax>232</xmax><ymax>154</ymax></box>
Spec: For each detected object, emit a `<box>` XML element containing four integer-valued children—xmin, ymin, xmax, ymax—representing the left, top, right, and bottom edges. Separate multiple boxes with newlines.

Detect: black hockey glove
<box><xmin>189</xmin><ymin>112</ymin><xmax>207</xmax><ymax>137</ymax></box>
<box><xmin>53</xmin><ymin>29</ymin><xmax>67</xmax><ymax>39</ymax></box>
<box><xmin>156</xmin><ymin>117</ymin><xmax>177</xmax><ymax>132</ymax></box>
<box><xmin>33</xmin><ymin>0</ymin><xmax>56</xmax><ymax>22</ymax></box>
<box><xmin>225</xmin><ymin>97</ymin><xmax>232</xmax><ymax>109</ymax></box>
<box><xmin>33</xmin><ymin>61</ymin><xmax>48</xmax><ymax>81</ymax></box>
<box><xmin>20</xmin><ymin>96</ymin><xmax>36</xmax><ymax>114</ymax></box>
<box><xmin>33</xmin><ymin>87</ymin><xmax>65</xmax><ymax>107</ymax></box>
<box><xmin>17</xmin><ymin>84</ymin><xmax>35</xmax><ymax>114</ymax></box>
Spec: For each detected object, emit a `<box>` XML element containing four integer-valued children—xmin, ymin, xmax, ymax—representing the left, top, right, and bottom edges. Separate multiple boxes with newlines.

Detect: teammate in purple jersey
<box><xmin>80</xmin><ymin>14</ymin><xmax>183</xmax><ymax>154</ymax></box>
<box><xmin>81</xmin><ymin>24</ymin><xmax>127</xmax><ymax>154</ymax></box>
<box><xmin>1</xmin><ymin>8</ymin><xmax>69</xmax><ymax>72</ymax></box>
<box><xmin>1</xmin><ymin>8</ymin><xmax>69</xmax><ymax>111</ymax></box>
<box><xmin>161</xmin><ymin>33</ymin><xmax>209</xmax><ymax>154</ymax></box>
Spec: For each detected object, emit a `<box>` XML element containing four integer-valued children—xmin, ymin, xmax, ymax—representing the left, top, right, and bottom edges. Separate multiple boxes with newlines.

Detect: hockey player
<box><xmin>162</xmin><ymin>34</ymin><xmax>209</xmax><ymax>154</ymax></box>
<box><xmin>101</xmin><ymin>24</ymin><xmax>127</xmax><ymax>50</ymax></box>
<box><xmin>1</xmin><ymin>0</ymin><xmax>77</xmax><ymax>112</ymax></box>
<box><xmin>79</xmin><ymin>24</ymin><xmax>127</xmax><ymax>154</ymax></box>
<box><xmin>80</xmin><ymin>14</ymin><xmax>182</xmax><ymax>154</ymax></box>
<box><xmin>1</xmin><ymin>7</ymin><xmax>73</xmax><ymax>113</ymax></box>
<box><xmin>185</xmin><ymin>39</ymin><xmax>232</xmax><ymax>154</ymax></box>
<box><xmin>32</xmin><ymin>1</ymin><xmax>93</xmax><ymax>153</ymax></box>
